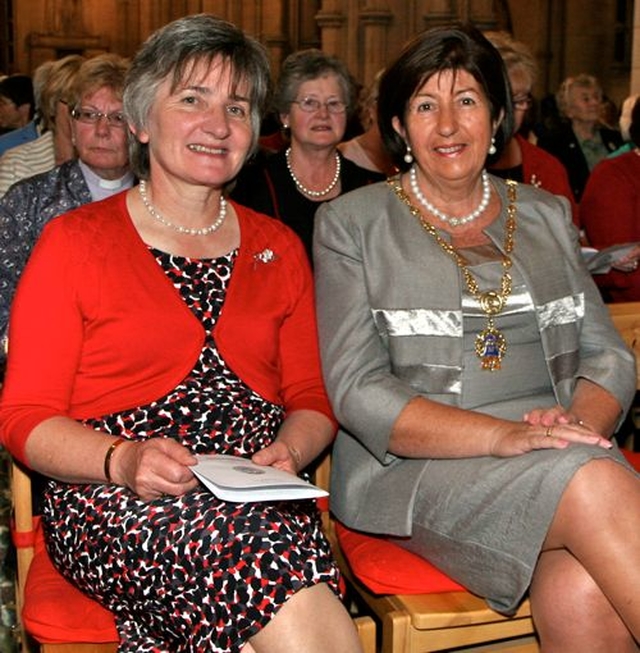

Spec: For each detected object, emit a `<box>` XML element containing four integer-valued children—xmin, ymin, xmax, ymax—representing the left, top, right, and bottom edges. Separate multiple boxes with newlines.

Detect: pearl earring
<box><xmin>488</xmin><ymin>137</ymin><xmax>497</xmax><ymax>155</ymax></box>
<box><xmin>404</xmin><ymin>145</ymin><xmax>414</xmax><ymax>164</ymax></box>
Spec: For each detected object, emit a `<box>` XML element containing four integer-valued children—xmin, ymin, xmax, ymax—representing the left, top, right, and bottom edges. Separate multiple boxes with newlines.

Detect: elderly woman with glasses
<box><xmin>537</xmin><ymin>74</ymin><xmax>623</xmax><ymax>203</ymax></box>
<box><xmin>0</xmin><ymin>52</ymin><xmax>133</xmax><ymax>370</ymax></box>
<box><xmin>231</xmin><ymin>48</ymin><xmax>383</xmax><ymax>261</ymax></box>
<box><xmin>484</xmin><ymin>31</ymin><xmax>579</xmax><ymax>228</ymax></box>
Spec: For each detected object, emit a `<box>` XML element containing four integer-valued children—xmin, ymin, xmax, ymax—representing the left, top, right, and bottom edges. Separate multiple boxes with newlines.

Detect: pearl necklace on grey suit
<box><xmin>409</xmin><ymin>166</ymin><xmax>491</xmax><ymax>227</ymax></box>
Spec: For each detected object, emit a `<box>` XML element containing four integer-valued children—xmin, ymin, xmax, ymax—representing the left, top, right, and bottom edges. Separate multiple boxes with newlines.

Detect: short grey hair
<box><xmin>123</xmin><ymin>14</ymin><xmax>271</xmax><ymax>179</ymax></box>
<box><xmin>39</xmin><ymin>54</ymin><xmax>85</xmax><ymax>132</ymax></box>
<box><xmin>556</xmin><ymin>74</ymin><xmax>601</xmax><ymax>118</ymax></box>
<box><xmin>273</xmin><ymin>49</ymin><xmax>356</xmax><ymax>117</ymax></box>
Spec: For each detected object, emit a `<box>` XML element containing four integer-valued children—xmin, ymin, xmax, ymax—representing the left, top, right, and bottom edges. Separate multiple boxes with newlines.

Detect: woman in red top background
<box><xmin>581</xmin><ymin>97</ymin><xmax>640</xmax><ymax>302</ymax></box>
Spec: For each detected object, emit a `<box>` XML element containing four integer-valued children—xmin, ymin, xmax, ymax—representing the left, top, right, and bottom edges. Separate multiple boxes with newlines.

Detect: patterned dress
<box><xmin>42</xmin><ymin>249</ymin><xmax>340</xmax><ymax>652</ymax></box>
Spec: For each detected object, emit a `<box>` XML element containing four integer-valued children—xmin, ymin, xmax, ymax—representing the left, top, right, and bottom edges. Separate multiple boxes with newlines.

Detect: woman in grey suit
<box><xmin>314</xmin><ymin>24</ymin><xmax>640</xmax><ymax>652</ymax></box>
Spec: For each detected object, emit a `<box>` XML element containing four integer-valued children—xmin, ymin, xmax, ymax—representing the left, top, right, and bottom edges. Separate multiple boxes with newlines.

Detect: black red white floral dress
<box><xmin>42</xmin><ymin>249</ymin><xmax>340</xmax><ymax>653</ymax></box>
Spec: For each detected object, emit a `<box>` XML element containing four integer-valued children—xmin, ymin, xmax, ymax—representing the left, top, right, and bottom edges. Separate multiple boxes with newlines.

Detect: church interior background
<box><xmin>0</xmin><ymin>0</ymin><xmax>638</xmax><ymax>650</ymax></box>
<box><xmin>0</xmin><ymin>1</ymin><xmax>639</xmax><ymax>107</ymax></box>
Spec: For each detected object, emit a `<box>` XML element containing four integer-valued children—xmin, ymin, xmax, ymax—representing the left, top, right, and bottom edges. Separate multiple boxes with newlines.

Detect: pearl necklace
<box><xmin>409</xmin><ymin>166</ymin><xmax>491</xmax><ymax>227</ymax></box>
<box><xmin>285</xmin><ymin>147</ymin><xmax>341</xmax><ymax>198</ymax></box>
<box><xmin>138</xmin><ymin>179</ymin><xmax>226</xmax><ymax>236</ymax></box>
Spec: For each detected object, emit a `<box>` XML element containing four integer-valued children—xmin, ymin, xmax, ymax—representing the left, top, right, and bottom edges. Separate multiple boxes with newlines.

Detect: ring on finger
<box><xmin>545</xmin><ymin>425</ymin><xmax>554</xmax><ymax>438</ymax></box>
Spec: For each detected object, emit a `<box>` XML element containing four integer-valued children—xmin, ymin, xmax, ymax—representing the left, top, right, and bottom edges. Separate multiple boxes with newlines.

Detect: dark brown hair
<box><xmin>378</xmin><ymin>23</ymin><xmax>514</xmax><ymax>172</ymax></box>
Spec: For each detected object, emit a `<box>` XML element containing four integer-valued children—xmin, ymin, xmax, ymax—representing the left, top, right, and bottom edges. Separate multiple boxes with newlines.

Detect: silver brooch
<box><xmin>253</xmin><ymin>248</ymin><xmax>277</xmax><ymax>264</ymax></box>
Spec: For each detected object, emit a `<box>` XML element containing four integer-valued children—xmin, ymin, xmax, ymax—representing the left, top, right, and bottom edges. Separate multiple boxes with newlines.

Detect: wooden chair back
<box><xmin>10</xmin><ymin>460</ymin><xmax>118</xmax><ymax>653</ymax></box>
<box><xmin>608</xmin><ymin>301</ymin><xmax>640</xmax><ymax>389</ymax></box>
<box><xmin>316</xmin><ymin>453</ymin><xmax>539</xmax><ymax>653</ymax></box>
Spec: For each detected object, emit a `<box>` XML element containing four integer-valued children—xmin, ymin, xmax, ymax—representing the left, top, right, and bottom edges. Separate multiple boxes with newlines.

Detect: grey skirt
<box><xmin>393</xmin><ymin>444</ymin><xmax>636</xmax><ymax>614</ymax></box>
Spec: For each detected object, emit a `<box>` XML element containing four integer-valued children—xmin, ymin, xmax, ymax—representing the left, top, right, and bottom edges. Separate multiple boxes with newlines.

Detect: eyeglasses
<box><xmin>291</xmin><ymin>97</ymin><xmax>347</xmax><ymax>114</ymax></box>
<box><xmin>512</xmin><ymin>94</ymin><xmax>533</xmax><ymax>110</ymax></box>
<box><xmin>71</xmin><ymin>107</ymin><xmax>127</xmax><ymax>127</ymax></box>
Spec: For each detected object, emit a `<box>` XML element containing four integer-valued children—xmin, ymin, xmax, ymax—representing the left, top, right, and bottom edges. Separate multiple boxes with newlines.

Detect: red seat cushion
<box><xmin>337</xmin><ymin>449</ymin><xmax>640</xmax><ymax>597</ymax></box>
<box><xmin>622</xmin><ymin>448</ymin><xmax>640</xmax><ymax>471</ymax></box>
<box><xmin>335</xmin><ymin>521</ymin><xmax>464</xmax><ymax>595</ymax></box>
<box><xmin>19</xmin><ymin>450</ymin><xmax>638</xmax><ymax>640</ymax></box>
<box><xmin>23</xmin><ymin>520</ymin><xmax>118</xmax><ymax>644</ymax></box>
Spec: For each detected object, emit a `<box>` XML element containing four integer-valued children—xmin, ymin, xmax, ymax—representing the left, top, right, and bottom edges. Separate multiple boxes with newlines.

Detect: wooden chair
<box><xmin>321</xmin><ymin>447</ymin><xmax>640</xmax><ymax>653</ymax></box>
<box><xmin>608</xmin><ymin>301</ymin><xmax>640</xmax><ymax>450</ymax></box>
<box><xmin>608</xmin><ymin>301</ymin><xmax>640</xmax><ymax>387</ymax></box>
<box><xmin>315</xmin><ymin>455</ymin><xmax>537</xmax><ymax>653</ymax></box>
<box><xmin>10</xmin><ymin>460</ymin><xmax>376</xmax><ymax>653</ymax></box>
<box><xmin>10</xmin><ymin>461</ymin><xmax>119</xmax><ymax>653</ymax></box>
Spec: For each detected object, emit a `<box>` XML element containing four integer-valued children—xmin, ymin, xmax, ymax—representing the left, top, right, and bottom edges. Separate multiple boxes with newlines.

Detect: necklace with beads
<box><xmin>138</xmin><ymin>179</ymin><xmax>227</xmax><ymax>236</ymax></box>
<box><xmin>410</xmin><ymin>166</ymin><xmax>491</xmax><ymax>227</ymax></box>
<box><xmin>285</xmin><ymin>147</ymin><xmax>341</xmax><ymax>198</ymax></box>
<box><xmin>389</xmin><ymin>175</ymin><xmax>518</xmax><ymax>371</ymax></box>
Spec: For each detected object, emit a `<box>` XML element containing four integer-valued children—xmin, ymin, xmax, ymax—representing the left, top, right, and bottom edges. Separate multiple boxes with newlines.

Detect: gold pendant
<box><xmin>475</xmin><ymin>321</ymin><xmax>506</xmax><ymax>371</ymax></box>
<box><xmin>479</xmin><ymin>290</ymin><xmax>505</xmax><ymax>315</ymax></box>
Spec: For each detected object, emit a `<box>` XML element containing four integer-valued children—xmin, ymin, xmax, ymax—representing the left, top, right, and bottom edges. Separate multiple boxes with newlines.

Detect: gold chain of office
<box><xmin>389</xmin><ymin>175</ymin><xmax>518</xmax><ymax>371</ymax></box>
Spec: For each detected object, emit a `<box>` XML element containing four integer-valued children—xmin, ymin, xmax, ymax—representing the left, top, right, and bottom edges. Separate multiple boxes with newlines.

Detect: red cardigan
<box><xmin>0</xmin><ymin>191</ymin><xmax>334</xmax><ymax>462</ymax></box>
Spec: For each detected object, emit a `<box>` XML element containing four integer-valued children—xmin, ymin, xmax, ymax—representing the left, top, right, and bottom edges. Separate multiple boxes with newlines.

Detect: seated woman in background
<box><xmin>314</xmin><ymin>24</ymin><xmax>640</xmax><ymax>652</ymax></box>
<box><xmin>581</xmin><ymin>97</ymin><xmax>640</xmax><ymax>302</ymax></box>
<box><xmin>0</xmin><ymin>54</ymin><xmax>85</xmax><ymax>198</ymax></box>
<box><xmin>608</xmin><ymin>93</ymin><xmax>640</xmax><ymax>158</ymax></box>
<box><xmin>537</xmin><ymin>73</ymin><xmax>622</xmax><ymax>203</ymax></box>
<box><xmin>0</xmin><ymin>52</ymin><xmax>132</xmax><ymax>370</ymax></box>
<box><xmin>231</xmin><ymin>48</ymin><xmax>383</xmax><ymax>261</ymax></box>
<box><xmin>484</xmin><ymin>31</ymin><xmax>579</xmax><ymax>229</ymax></box>
<box><xmin>0</xmin><ymin>14</ymin><xmax>363</xmax><ymax>653</ymax></box>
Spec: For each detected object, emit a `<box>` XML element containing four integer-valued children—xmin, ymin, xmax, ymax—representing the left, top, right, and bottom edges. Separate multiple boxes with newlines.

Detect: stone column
<box><xmin>259</xmin><ymin>0</ymin><xmax>288</xmax><ymax>77</ymax></box>
<box><xmin>316</xmin><ymin>0</ymin><xmax>346</xmax><ymax>59</ymax></box>
<box><xmin>632</xmin><ymin>0</ymin><xmax>640</xmax><ymax>93</ymax></box>
<box><xmin>359</xmin><ymin>4</ymin><xmax>393</xmax><ymax>86</ymax></box>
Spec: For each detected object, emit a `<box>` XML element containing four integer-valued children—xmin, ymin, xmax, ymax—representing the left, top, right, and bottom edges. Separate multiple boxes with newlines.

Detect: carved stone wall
<box><xmin>6</xmin><ymin>0</ymin><xmax>638</xmax><ymax>106</ymax></box>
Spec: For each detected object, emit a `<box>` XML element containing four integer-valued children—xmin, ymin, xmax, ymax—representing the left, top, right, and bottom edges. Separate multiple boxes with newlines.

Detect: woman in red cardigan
<box><xmin>0</xmin><ymin>15</ymin><xmax>363</xmax><ymax>653</ymax></box>
<box><xmin>581</xmin><ymin>97</ymin><xmax>640</xmax><ymax>302</ymax></box>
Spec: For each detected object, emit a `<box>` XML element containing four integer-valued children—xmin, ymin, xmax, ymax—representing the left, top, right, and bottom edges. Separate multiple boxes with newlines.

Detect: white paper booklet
<box><xmin>582</xmin><ymin>243</ymin><xmax>640</xmax><ymax>274</ymax></box>
<box><xmin>192</xmin><ymin>454</ymin><xmax>328</xmax><ymax>502</ymax></box>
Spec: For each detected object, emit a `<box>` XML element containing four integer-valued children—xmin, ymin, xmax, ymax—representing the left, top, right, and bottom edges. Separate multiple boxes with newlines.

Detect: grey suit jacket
<box><xmin>314</xmin><ymin>176</ymin><xmax>636</xmax><ymax>536</ymax></box>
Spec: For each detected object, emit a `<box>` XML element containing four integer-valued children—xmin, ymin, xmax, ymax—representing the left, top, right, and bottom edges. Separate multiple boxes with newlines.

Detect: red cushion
<box><xmin>622</xmin><ymin>448</ymin><xmax>640</xmax><ymax>471</ymax></box>
<box><xmin>19</xmin><ymin>449</ymin><xmax>638</xmax><ymax>640</ymax></box>
<box><xmin>335</xmin><ymin>521</ymin><xmax>464</xmax><ymax>595</ymax></box>
<box><xmin>337</xmin><ymin>449</ymin><xmax>640</xmax><ymax>597</ymax></box>
<box><xmin>23</xmin><ymin>521</ymin><xmax>118</xmax><ymax>644</ymax></box>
